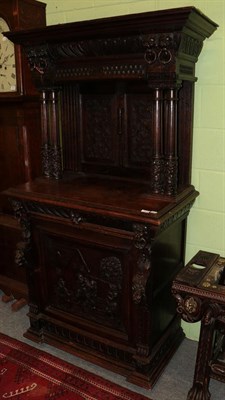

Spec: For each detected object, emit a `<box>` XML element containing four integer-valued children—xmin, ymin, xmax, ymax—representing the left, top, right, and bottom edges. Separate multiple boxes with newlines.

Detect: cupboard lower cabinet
<box><xmin>7</xmin><ymin>185</ymin><xmax>195</xmax><ymax>388</ymax></box>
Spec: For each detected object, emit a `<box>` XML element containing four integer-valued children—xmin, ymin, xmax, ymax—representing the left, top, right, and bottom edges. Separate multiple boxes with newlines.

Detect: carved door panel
<box><xmin>32</xmin><ymin>217</ymin><xmax>135</xmax><ymax>343</ymax></box>
<box><xmin>124</xmin><ymin>90</ymin><xmax>153</xmax><ymax>180</ymax></box>
<box><xmin>79</xmin><ymin>82</ymin><xmax>119</xmax><ymax>173</ymax></box>
<box><xmin>77</xmin><ymin>83</ymin><xmax>153</xmax><ymax>180</ymax></box>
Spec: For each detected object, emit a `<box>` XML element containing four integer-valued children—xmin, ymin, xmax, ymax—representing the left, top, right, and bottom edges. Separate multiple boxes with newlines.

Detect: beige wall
<box><xmin>44</xmin><ymin>0</ymin><xmax>225</xmax><ymax>340</ymax></box>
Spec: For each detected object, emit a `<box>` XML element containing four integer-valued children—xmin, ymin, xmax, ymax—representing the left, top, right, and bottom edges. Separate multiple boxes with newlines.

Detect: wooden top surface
<box><xmin>4</xmin><ymin>174</ymin><xmax>198</xmax><ymax>225</ymax></box>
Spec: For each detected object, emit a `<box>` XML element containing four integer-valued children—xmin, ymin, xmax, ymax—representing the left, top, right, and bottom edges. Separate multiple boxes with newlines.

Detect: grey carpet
<box><xmin>0</xmin><ymin>293</ymin><xmax>224</xmax><ymax>399</ymax></box>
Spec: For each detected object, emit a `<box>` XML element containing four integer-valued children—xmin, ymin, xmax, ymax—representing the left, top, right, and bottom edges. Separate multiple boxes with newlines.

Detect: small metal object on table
<box><xmin>172</xmin><ymin>250</ymin><xmax>225</xmax><ymax>400</ymax></box>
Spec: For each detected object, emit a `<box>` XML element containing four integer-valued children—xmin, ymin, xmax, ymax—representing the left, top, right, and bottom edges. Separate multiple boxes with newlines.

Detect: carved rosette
<box><xmin>132</xmin><ymin>224</ymin><xmax>151</xmax><ymax>305</ymax></box>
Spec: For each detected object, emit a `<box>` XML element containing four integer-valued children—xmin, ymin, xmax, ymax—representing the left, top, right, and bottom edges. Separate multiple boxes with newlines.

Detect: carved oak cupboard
<box><xmin>4</xmin><ymin>7</ymin><xmax>217</xmax><ymax>388</ymax></box>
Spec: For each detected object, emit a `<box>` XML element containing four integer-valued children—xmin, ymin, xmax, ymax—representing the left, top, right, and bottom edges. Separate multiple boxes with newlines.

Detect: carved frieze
<box><xmin>24</xmin><ymin>30</ymin><xmax>202</xmax><ymax>84</ymax></box>
<box><xmin>158</xmin><ymin>200</ymin><xmax>195</xmax><ymax>233</ymax></box>
<box><xmin>55</xmin><ymin>63</ymin><xmax>145</xmax><ymax>80</ymax></box>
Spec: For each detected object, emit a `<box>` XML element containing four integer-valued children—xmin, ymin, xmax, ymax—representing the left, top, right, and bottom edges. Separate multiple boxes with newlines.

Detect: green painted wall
<box><xmin>44</xmin><ymin>0</ymin><xmax>225</xmax><ymax>341</ymax></box>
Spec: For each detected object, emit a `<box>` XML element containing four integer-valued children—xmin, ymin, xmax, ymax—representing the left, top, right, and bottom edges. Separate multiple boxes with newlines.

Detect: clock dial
<box><xmin>0</xmin><ymin>17</ymin><xmax>17</xmax><ymax>93</ymax></box>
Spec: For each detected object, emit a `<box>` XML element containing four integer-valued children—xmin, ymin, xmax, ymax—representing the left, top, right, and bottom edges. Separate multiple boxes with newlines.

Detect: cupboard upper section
<box><xmin>5</xmin><ymin>7</ymin><xmax>217</xmax><ymax>86</ymax></box>
<box><xmin>4</xmin><ymin>7</ymin><xmax>218</xmax><ymax>196</ymax></box>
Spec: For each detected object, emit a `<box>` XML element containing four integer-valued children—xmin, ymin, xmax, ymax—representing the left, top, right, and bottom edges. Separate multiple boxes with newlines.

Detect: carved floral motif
<box><xmin>132</xmin><ymin>224</ymin><xmax>151</xmax><ymax>305</ymax></box>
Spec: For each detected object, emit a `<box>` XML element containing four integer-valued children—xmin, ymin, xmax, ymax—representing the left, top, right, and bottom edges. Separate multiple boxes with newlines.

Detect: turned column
<box><xmin>40</xmin><ymin>90</ymin><xmax>50</xmax><ymax>177</ymax></box>
<box><xmin>164</xmin><ymin>87</ymin><xmax>179</xmax><ymax>195</ymax></box>
<box><xmin>49</xmin><ymin>89</ymin><xmax>62</xmax><ymax>179</ymax></box>
<box><xmin>40</xmin><ymin>89</ymin><xmax>62</xmax><ymax>179</ymax></box>
<box><xmin>151</xmin><ymin>88</ymin><xmax>164</xmax><ymax>194</ymax></box>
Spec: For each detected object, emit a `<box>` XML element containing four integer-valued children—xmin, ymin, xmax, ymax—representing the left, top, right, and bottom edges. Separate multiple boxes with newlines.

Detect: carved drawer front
<box><xmin>32</xmin><ymin>217</ymin><xmax>135</xmax><ymax>341</ymax></box>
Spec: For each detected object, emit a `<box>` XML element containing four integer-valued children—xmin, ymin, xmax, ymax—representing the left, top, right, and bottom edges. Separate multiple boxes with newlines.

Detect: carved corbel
<box><xmin>10</xmin><ymin>199</ymin><xmax>31</xmax><ymax>268</ymax></box>
<box><xmin>26</xmin><ymin>44</ymin><xmax>54</xmax><ymax>75</ymax></box>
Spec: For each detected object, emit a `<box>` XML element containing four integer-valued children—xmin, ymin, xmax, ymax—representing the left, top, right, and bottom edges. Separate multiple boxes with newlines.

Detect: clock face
<box><xmin>0</xmin><ymin>17</ymin><xmax>17</xmax><ymax>93</ymax></box>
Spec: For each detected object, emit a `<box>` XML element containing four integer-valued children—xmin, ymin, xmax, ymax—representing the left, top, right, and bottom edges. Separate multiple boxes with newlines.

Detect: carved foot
<box><xmin>1</xmin><ymin>293</ymin><xmax>14</xmax><ymax>303</ymax></box>
<box><xmin>11</xmin><ymin>298</ymin><xmax>27</xmax><ymax>312</ymax></box>
<box><xmin>187</xmin><ymin>384</ymin><xmax>211</xmax><ymax>400</ymax></box>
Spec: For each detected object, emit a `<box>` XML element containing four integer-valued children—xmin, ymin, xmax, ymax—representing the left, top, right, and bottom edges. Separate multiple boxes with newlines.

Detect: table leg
<box><xmin>187</xmin><ymin>315</ymin><xmax>215</xmax><ymax>400</ymax></box>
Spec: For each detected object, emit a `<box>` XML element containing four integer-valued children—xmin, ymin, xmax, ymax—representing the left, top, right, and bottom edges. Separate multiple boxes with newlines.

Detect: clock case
<box><xmin>0</xmin><ymin>0</ymin><xmax>46</xmax><ymax>300</ymax></box>
<box><xmin>0</xmin><ymin>17</ymin><xmax>17</xmax><ymax>93</ymax></box>
<box><xmin>0</xmin><ymin>0</ymin><xmax>46</xmax><ymax>97</ymax></box>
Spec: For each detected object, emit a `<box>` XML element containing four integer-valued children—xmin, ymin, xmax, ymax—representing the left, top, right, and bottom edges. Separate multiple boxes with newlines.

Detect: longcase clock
<box><xmin>0</xmin><ymin>0</ymin><xmax>46</xmax><ymax>303</ymax></box>
<box><xmin>0</xmin><ymin>17</ymin><xmax>17</xmax><ymax>93</ymax></box>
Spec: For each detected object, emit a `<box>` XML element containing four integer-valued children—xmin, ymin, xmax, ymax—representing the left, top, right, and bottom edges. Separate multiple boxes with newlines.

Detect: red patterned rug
<box><xmin>0</xmin><ymin>333</ymin><xmax>151</xmax><ymax>400</ymax></box>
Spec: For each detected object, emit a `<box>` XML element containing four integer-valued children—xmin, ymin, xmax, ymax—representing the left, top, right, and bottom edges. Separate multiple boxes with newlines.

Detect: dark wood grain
<box><xmin>3</xmin><ymin>6</ymin><xmax>217</xmax><ymax>388</ymax></box>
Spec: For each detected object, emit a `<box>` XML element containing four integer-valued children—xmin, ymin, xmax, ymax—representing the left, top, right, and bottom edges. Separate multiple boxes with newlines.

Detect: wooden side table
<box><xmin>172</xmin><ymin>251</ymin><xmax>225</xmax><ymax>400</ymax></box>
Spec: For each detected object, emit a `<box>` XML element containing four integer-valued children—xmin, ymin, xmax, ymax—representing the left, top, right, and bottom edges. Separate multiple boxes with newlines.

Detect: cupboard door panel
<box><xmin>80</xmin><ymin>91</ymin><xmax>118</xmax><ymax>168</ymax></box>
<box><xmin>125</xmin><ymin>93</ymin><xmax>153</xmax><ymax>168</ymax></box>
<box><xmin>32</xmin><ymin>218</ymin><xmax>135</xmax><ymax>343</ymax></box>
